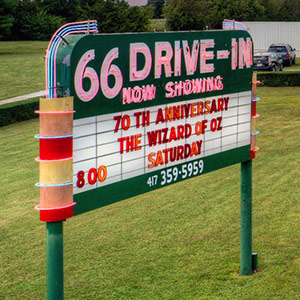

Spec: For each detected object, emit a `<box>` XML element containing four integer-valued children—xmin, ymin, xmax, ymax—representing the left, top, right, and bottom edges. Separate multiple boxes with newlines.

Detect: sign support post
<box><xmin>240</xmin><ymin>159</ymin><xmax>252</xmax><ymax>275</ymax></box>
<box><xmin>47</xmin><ymin>221</ymin><xmax>64</xmax><ymax>300</ymax></box>
<box><xmin>239</xmin><ymin>71</ymin><xmax>260</xmax><ymax>275</ymax></box>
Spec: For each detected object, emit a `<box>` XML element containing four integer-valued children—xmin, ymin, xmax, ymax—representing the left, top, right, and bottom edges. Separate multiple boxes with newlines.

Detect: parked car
<box><xmin>253</xmin><ymin>52</ymin><xmax>284</xmax><ymax>71</ymax></box>
<box><xmin>267</xmin><ymin>43</ymin><xmax>296</xmax><ymax>66</ymax></box>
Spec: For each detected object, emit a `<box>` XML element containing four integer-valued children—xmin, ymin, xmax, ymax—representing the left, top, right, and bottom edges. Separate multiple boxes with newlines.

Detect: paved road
<box><xmin>0</xmin><ymin>90</ymin><xmax>45</xmax><ymax>106</ymax></box>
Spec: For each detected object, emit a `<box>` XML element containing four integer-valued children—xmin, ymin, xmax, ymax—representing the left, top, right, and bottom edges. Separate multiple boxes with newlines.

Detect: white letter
<box><xmin>231</xmin><ymin>38</ymin><xmax>238</xmax><ymax>70</ymax></box>
<box><xmin>239</xmin><ymin>37</ymin><xmax>252</xmax><ymax>69</ymax></box>
<box><xmin>165</xmin><ymin>82</ymin><xmax>175</xmax><ymax>98</ymax></box>
<box><xmin>183</xmin><ymin>40</ymin><xmax>199</xmax><ymax>75</ymax></box>
<box><xmin>100</xmin><ymin>48</ymin><xmax>123</xmax><ymax>99</ymax></box>
<box><xmin>130</xmin><ymin>42</ymin><xmax>152</xmax><ymax>81</ymax></box>
<box><xmin>74</xmin><ymin>49</ymin><xmax>99</xmax><ymax>102</ymax></box>
<box><xmin>155</xmin><ymin>41</ymin><xmax>173</xmax><ymax>79</ymax></box>
<box><xmin>174</xmin><ymin>40</ymin><xmax>181</xmax><ymax>77</ymax></box>
<box><xmin>200</xmin><ymin>39</ymin><xmax>215</xmax><ymax>74</ymax></box>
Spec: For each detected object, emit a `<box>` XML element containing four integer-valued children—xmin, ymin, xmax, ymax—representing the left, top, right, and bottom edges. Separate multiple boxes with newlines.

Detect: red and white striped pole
<box><xmin>35</xmin><ymin>96</ymin><xmax>75</xmax><ymax>299</ymax></box>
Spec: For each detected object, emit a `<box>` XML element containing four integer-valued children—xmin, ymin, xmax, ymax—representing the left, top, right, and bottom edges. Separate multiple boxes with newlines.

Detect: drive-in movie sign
<box><xmin>52</xmin><ymin>29</ymin><xmax>253</xmax><ymax>215</ymax></box>
<box><xmin>35</xmin><ymin>23</ymin><xmax>259</xmax><ymax>298</ymax></box>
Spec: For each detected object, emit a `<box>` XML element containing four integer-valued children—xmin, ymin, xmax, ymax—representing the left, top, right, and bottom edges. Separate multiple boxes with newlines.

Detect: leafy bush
<box><xmin>0</xmin><ymin>0</ymin><xmax>17</xmax><ymax>40</ymax></box>
<box><xmin>2</xmin><ymin>0</ymin><xmax>154</xmax><ymax>41</ymax></box>
<box><xmin>12</xmin><ymin>1</ymin><xmax>65</xmax><ymax>41</ymax></box>
<box><xmin>257</xmin><ymin>72</ymin><xmax>300</xmax><ymax>87</ymax></box>
<box><xmin>164</xmin><ymin>0</ymin><xmax>300</xmax><ymax>31</ymax></box>
<box><xmin>0</xmin><ymin>99</ymin><xmax>38</xmax><ymax>127</ymax></box>
<box><xmin>164</xmin><ymin>0</ymin><xmax>207</xmax><ymax>31</ymax></box>
<box><xmin>79</xmin><ymin>0</ymin><xmax>153</xmax><ymax>33</ymax></box>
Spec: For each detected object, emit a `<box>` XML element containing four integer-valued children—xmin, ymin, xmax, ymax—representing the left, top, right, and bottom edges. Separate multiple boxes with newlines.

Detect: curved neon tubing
<box><xmin>47</xmin><ymin>23</ymin><xmax>98</xmax><ymax>98</ymax></box>
<box><xmin>35</xmin><ymin>156</ymin><xmax>74</xmax><ymax>162</ymax></box>
<box><xmin>35</xmin><ymin>110</ymin><xmax>75</xmax><ymax>114</ymax></box>
<box><xmin>46</xmin><ymin>21</ymin><xmax>98</xmax><ymax>97</ymax></box>
<box><xmin>35</xmin><ymin>202</ymin><xmax>76</xmax><ymax>210</ymax></box>
<box><xmin>45</xmin><ymin>21</ymin><xmax>98</xmax><ymax>98</ymax></box>
<box><xmin>223</xmin><ymin>19</ymin><xmax>248</xmax><ymax>31</ymax></box>
<box><xmin>35</xmin><ymin>182</ymin><xmax>75</xmax><ymax>188</ymax></box>
<box><xmin>251</xmin><ymin>131</ymin><xmax>260</xmax><ymax>136</ymax></box>
<box><xmin>35</xmin><ymin>134</ymin><xmax>74</xmax><ymax>139</ymax></box>
<box><xmin>48</xmin><ymin>24</ymin><xmax>98</xmax><ymax>97</ymax></box>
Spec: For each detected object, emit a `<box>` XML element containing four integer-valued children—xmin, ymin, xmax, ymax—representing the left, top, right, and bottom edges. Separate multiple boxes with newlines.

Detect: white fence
<box><xmin>243</xmin><ymin>22</ymin><xmax>300</xmax><ymax>56</ymax></box>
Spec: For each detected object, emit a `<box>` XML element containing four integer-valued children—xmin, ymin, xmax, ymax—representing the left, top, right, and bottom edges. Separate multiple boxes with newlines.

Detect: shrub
<box><xmin>257</xmin><ymin>72</ymin><xmax>300</xmax><ymax>87</ymax></box>
<box><xmin>0</xmin><ymin>98</ymin><xmax>39</xmax><ymax>127</ymax></box>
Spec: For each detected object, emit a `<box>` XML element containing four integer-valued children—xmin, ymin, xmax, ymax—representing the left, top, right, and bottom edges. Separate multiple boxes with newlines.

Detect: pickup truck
<box><xmin>267</xmin><ymin>43</ymin><xmax>296</xmax><ymax>66</ymax></box>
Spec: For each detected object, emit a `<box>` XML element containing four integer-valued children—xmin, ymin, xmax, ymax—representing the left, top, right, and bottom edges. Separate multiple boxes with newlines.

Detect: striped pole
<box><xmin>250</xmin><ymin>72</ymin><xmax>260</xmax><ymax>159</ymax></box>
<box><xmin>35</xmin><ymin>97</ymin><xmax>75</xmax><ymax>299</ymax></box>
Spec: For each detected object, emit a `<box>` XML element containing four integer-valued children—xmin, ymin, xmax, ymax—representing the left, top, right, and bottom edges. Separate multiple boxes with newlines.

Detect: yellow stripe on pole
<box><xmin>40</xmin><ymin>97</ymin><xmax>73</xmax><ymax>112</ymax></box>
<box><xmin>40</xmin><ymin>159</ymin><xmax>73</xmax><ymax>185</ymax></box>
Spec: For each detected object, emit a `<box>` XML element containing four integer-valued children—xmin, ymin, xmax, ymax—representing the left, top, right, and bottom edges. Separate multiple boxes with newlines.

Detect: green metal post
<box><xmin>47</xmin><ymin>221</ymin><xmax>64</xmax><ymax>300</ymax></box>
<box><xmin>240</xmin><ymin>160</ymin><xmax>252</xmax><ymax>275</ymax></box>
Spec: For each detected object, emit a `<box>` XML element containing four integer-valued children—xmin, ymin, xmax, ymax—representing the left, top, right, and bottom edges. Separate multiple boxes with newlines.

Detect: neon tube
<box><xmin>46</xmin><ymin>22</ymin><xmax>98</xmax><ymax>95</ymax></box>
<box><xmin>47</xmin><ymin>24</ymin><xmax>98</xmax><ymax>98</ymax></box>
<box><xmin>45</xmin><ymin>21</ymin><xmax>98</xmax><ymax>99</ymax></box>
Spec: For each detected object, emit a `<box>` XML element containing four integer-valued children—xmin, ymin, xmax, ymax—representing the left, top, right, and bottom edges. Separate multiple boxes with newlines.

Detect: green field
<box><xmin>283</xmin><ymin>57</ymin><xmax>300</xmax><ymax>71</ymax></box>
<box><xmin>0</xmin><ymin>41</ymin><xmax>48</xmax><ymax>101</ymax></box>
<box><xmin>148</xmin><ymin>18</ymin><xmax>167</xmax><ymax>32</ymax></box>
<box><xmin>1</xmin><ymin>86</ymin><xmax>300</xmax><ymax>299</ymax></box>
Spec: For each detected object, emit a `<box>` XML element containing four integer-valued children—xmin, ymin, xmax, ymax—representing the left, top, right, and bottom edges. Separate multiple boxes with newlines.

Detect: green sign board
<box><xmin>55</xmin><ymin>30</ymin><xmax>253</xmax><ymax>215</ymax></box>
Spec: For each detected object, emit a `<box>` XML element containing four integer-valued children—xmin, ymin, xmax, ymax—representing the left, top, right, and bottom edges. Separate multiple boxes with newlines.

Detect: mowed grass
<box><xmin>0</xmin><ymin>41</ymin><xmax>48</xmax><ymax>101</ymax></box>
<box><xmin>282</xmin><ymin>57</ymin><xmax>300</xmax><ymax>71</ymax></box>
<box><xmin>148</xmin><ymin>18</ymin><xmax>167</xmax><ymax>32</ymax></box>
<box><xmin>1</xmin><ymin>86</ymin><xmax>300</xmax><ymax>299</ymax></box>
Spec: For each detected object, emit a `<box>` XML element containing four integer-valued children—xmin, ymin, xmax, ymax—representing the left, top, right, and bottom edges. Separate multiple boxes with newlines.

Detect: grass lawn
<box><xmin>283</xmin><ymin>57</ymin><xmax>300</xmax><ymax>71</ymax></box>
<box><xmin>0</xmin><ymin>41</ymin><xmax>48</xmax><ymax>101</ymax></box>
<box><xmin>1</xmin><ymin>86</ymin><xmax>300</xmax><ymax>299</ymax></box>
<box><xmin>148</xmin><ymin>19</ymin><xmax>167</xmax><ymax>32</ymax></box>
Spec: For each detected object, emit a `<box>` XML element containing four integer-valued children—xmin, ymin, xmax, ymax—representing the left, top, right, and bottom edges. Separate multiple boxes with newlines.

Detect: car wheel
<box><xmin>272</xmin><ymin>66</ymin><xmax>276</xmax><ymax>72</ymax></box>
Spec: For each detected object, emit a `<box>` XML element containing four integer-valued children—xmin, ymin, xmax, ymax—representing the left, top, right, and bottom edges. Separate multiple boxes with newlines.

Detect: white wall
<box><xmin>243</xmin><ymin>22</ymin><xmax>300</xmax><ymax>55</ymax></box>
<box><xmin>125</xmin><ymin>0</ymin><xmax>147</xmax><ymax>6</ymax></box>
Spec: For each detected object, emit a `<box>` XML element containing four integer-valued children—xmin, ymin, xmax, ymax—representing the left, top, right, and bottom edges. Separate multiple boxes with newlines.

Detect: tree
<box><xmin>0</xmin><ymin>0</ymin><xmax>17</xmax><ymax>40</ymax></box>
<box><xmin>148</xmin><ymin>0</ymin><xmax>165</xmax><ymax>19</ymax></box>
<box><xmin>40</xmin><ymin>0</ymin><xmax>82</xmax><ymax>22</ymax></box>
<box><xmin>206</xmin><ymin>0</ymin><xmax>265</xmax><ymax>29</ymax></box>
<box><xmin>164</xmin><ymin>0</ymin><xmax>278</xmax><ymax>31</ymax></box>
<box><xmin>164</xmin><ymin>0</ymin><xmax>209</xmax><ymax>31</ymax></box>
<box><xmin>79</xmin><ymin>0</ymin><xmax>153</xmax><ymax>33</ymax></box>
<box><xmin>284</xmin><ymin>0</ymin><xmax>300</xmax><ymax>20</ymax></box>
<box><xmin>11</xmin><ymin>0</ymin><xmax>65</xmax><ymax>40</ymax></box>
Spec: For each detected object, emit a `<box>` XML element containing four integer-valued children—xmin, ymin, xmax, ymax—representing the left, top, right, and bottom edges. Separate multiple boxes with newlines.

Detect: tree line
<box><xmin>164</xmin><ymin>0</ymin><xmax>300</xmax><ymax>31</ymax></box>
<box><xmin>0</xmin><ymin>0</ymin><xmax>152</xmax><ymax>40</ymax></box>
<box><xmin>1</xmin><ymin>0</ymin><xmax>300</xmax><ymax>41</ymax></box>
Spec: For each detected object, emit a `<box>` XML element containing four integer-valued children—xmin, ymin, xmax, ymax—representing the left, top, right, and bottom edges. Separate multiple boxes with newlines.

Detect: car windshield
<box><xmin>268</xmin><ymin>46</ymin><xmax>286</xmax><ymax>53</ymax></box>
